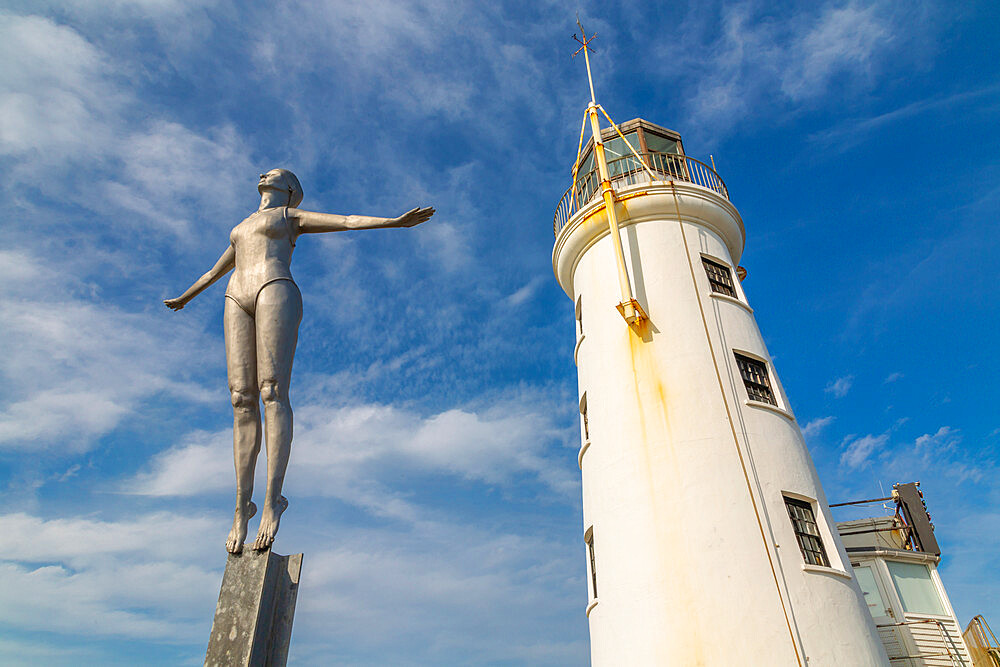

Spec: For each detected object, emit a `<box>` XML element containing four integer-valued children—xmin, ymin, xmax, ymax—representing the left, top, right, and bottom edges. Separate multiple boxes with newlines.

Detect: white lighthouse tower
<box><xmin>553</xmin><ymin>26</ymin><xmax>890</xmax><ymax>666</ymax></box>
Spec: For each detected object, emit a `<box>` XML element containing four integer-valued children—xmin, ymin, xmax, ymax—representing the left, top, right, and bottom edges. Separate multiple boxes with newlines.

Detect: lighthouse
<box><xmin>553</xmin><ymin>25</ymin><xmax>890</xmax><ymax>667</ymax></box>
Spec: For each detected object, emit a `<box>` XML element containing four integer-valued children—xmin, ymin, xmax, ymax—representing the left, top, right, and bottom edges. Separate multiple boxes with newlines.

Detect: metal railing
<box><xmin>964</xmin><ymin>615</ymin><xmax>1000</xmax><ymax>667</ymax></box>
<box><xmin>878</xmin><ymin>618</ymin><xmax>968</xmax><ymax>666</ymax></box>
<box><xmin>553</xmin><ymin>151</ymin><xmax>729</xmax><ymax>237</ymax></box>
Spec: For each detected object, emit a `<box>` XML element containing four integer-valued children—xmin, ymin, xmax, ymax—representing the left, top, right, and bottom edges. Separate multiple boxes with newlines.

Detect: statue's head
<box><xmin>258</xmin><ymin>168</ymin><xmax>303</xmax><ymax>207</ymax></box>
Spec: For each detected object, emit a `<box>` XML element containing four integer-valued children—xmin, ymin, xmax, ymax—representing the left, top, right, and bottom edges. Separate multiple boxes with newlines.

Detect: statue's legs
<box><xmin>251</xmin><ymin>280</ymin><xmax>302</xmax><ymax>550</ymax></box>
<box><xmin>224</xmin><ymin>298</ymin><xmax>262</xmax><ymax>553</ymax></box>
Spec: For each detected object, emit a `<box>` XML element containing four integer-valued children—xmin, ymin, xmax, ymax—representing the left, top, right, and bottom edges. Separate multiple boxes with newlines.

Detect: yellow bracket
<box><xmin>616</xmin><ymin>298</ymin><xmax>648</xmax><ymax>327</ymax></box>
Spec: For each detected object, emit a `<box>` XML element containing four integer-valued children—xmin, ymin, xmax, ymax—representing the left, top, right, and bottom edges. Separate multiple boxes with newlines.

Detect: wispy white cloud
<box><xmin>0</xmin><ymin>511</ymin><xmax>216</xmax><ymax>568</ymax></box>
<box><xmin>840</xmin><ymin>432</ymin><xmax>889</xmax><ymax>468</ymax></box>
<box><xmin>54</xmin><ymin>463</ymin><xmax>82</xmax><ymax>482</ymax></box>
<box><xmin>104</xmin><ymin>120</ymin><xmax>255</xmax><ymax>238</ymax></box>
<box><xmin>0</xmin><ymin>249</ymin><xmax>216</xmax><ymax>451</ymax></box>
<box><xmin>0</xmin><ymin>508</ymin><xmax>586</xmax><ymax>663</ymax></box>
<box><xmin>906</xmin><ymin>426</ymin><xmax>983</xmax><ymax>483</ymax></box>
<box><xmin>802</xmin><ymin>415</ymin><xmax>835</xmax><ymax>439</ymax></box>
<box><xmin>291</xmin><ymin>522</ymin><xmax>585</xmax><ymax>664</ymax></box>
<box><xmin>884</xmin><ymin>371</ymin><xmax>903</xmax><ymax>383</ymax></box>
<box><xmin>0</xmin><ymin>13</ymin><xmax>115</xmax><ymax>160</ymax></box>
<box><xmin>245</xmin><ymin>0</ymin><xmax>574</xmax><ymax>149</ymax></box>
<box><xmin>504</xmin><ymin>276</ymin><xmax>546</xmax><ymax>307</ymax></box>
<box><xmin>914</xmin><ymin>425</ymin><xmax>961</xmax><ymax>454</ymax></box>
<box><xmin>779</xmin><ymin>3</ymin><xmax>890</xmax><ymax>101</ymax></box>
<box><xmin>128</xmin><ymin>391</ymin><xmax>577</xmax><ymax>506</ymax></box>
<box><xmin>0</xmin><ymin>561</ymin><xmax>206</xmax><ymax>642</ymax></box>
<box><xmin>0</xmin><ymin>635</ymin><xmax>106</xmax><ymax>666</ymax></box>
<box><xmin>825</xmin><ymin>375</ymin><xmax>854</xmax><ymax>398</ymax></box>
<box><xmin>650</xmin><ymin>0</ymin><xmax>939</xmax><ymax>144</ymax></box>
<box><xmin>841</xmin><ymin>202</ymin><xmax>1000</xmax><ymax>338</ymax></box>
<box><xmin>809</xmin><ymin>83</ymin><xmax>1000</xmax><ymax>150</ymax></box>
<box><xmin>0</xmin><ymin>511</ymin><xmax>220</xmax><ymax>642</ymax></box>
<box><xmin>417</xmin><ymin>220</ymin><xmax>473</xmax><ymax>273</ymax></box>
<box><xmin>0</xmin><ymin>12</ymin><xmax>256</xmax><ymax>244</ymax></box>
<box><xmin>839</xmin><ymin>424</ymin><xmax>989</xmax><ymax>485</ymax></box>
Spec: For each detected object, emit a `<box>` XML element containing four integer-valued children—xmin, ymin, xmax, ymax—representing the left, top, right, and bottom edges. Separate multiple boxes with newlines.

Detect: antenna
<box><xmin>573</xmin><ymin>15</ymin><xmax>598</xmax><ymax>105</ymax></box>
<box><xmin>570</xmin><ymin>17</ymin><xmax>647</xmax><ymax>329</ymax></box>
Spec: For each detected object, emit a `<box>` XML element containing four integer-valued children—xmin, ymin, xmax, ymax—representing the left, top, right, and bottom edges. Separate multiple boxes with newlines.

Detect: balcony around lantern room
<box><xmin>553</xmin><ymin>118</ymin><xmax>730</xmax><ymax>237</ymax></box>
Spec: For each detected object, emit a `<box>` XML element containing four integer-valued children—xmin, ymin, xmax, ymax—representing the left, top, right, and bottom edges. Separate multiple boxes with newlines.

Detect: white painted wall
<box><xmin>553</xmin><ymin>181</ymin><xmax>889</xmax><ymax>666</ymax></box>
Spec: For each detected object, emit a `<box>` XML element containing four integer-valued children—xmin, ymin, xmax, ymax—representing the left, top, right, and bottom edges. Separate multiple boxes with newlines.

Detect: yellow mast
<box><xmin>573</xmin><ymin>19</ymin><xmax>647</xmax><ymax>327</ymax></box>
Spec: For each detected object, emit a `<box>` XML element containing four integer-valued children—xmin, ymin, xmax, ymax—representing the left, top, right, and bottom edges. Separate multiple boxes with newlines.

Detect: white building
<box><xmin>552</xmin><ymin>118</ymin><xmax>890</xmax><ymax>665</ymax></box>
<box><xmin>836</xmin><ymin>483</ymin><xmax>974</xmax><ymax>665</ymax></box>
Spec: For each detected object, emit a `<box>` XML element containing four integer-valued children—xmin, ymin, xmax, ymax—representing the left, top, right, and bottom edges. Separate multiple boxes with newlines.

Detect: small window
<box><xmin>702</xmin><ymin>257</ymin><xmax>737</xmax><ymax>298</ymax></box>
<box><xmin>585</xmin><ymin>528</ymin><xmax>598</xmax><ymax>598</ymax></box>
<box><xmin>603</xmin><ymin>132</ymin><xmax>640</xmax><ymax>162</ymax></box>
<box><xmin>576</xmin><ymin>296</ymin><xmax>584</xmax><ymax>336</ymax></box>
<box><xmin>643</xmin><ymin>132</ymin><xmax>680</xmax><ymax>155</ymax></box>
<box><xmin>784</xmin><ymin>496</ymin><xmax>830</xmax><ymax>567</ymax></box>
<box><xmin>580</xmin><ymin>393</ymin><xmax>590</xmax><ymax>441</ymax></box>
<box><xmin>886</xmin><ymin>562</ymin><xmax>945</xmax><ymax>616</ymax></box>
<box><xmin>735</xmin><ymin>353</ymin><xmax>776</xmax><ymax>406</ymax></box>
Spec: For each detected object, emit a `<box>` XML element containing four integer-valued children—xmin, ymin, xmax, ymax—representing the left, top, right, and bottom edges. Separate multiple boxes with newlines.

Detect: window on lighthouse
<box><xmin>784</xmin><ymin>497</ymin><xmax>831</xmax><ymax>567</ymax></box>
<box><xmin>702</xmin><ymin>256</ymin><xmax>737</xmax><ymax>298</ymax></box>
<box><xmin>585</xmin><ymin>528</ymin><xmax>598</xmax><ymax>599</ymax></box>
<box><xmin>734</xmin><ymin>353</ymin><xmax>777</xmax><ymax>406</ymax></box>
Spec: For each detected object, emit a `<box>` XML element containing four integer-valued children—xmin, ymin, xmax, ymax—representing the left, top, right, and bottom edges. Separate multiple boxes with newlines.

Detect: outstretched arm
<box><xmin>292</xmin><ymin>206</ymin><xmax>434</xmax><ymax>234</ymax></box>
<box><xmin>164</xmin><ymin>245</ymin><xmax>236</xmax><ymax>311</ymax></box>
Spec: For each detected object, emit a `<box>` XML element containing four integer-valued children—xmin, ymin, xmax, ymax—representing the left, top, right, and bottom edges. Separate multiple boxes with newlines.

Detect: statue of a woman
<box><xmin>165</xmin><ymin>169</ymin><xmax>433</xmax><ymax>552</ymax></box>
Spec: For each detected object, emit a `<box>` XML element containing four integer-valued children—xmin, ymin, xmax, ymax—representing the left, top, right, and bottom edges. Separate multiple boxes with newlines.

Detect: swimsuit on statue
<box><xmin>225</xmin><ymin>206</ymin><xmax>300</xmax><ymax>316</ymax></box>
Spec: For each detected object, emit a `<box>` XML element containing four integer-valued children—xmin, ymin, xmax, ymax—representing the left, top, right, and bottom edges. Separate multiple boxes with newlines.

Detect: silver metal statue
<box><xmin>165</xmin><ymin>169</ymin><xmax>433</xmax><ymax>552</ymax></box>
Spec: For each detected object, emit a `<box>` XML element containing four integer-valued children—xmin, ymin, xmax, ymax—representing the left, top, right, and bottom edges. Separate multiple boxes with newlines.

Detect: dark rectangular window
<box><xmin>785</xmin><ymin>497</ymin><xmax>830</xmax><ymax>567</ymax></box>
<box><xmin>582</xmin><ymin>405</ymin><xmax>590</xmax><ymax>441</ymax></box>
<box><xmin>586</xmin><ymin>531</ymin><xmax>598</xmax><ymax>598</ymax></box>
<box><xmin>702</xmin><ymin>257</ymin><xmax>737</xmax><ymax>298</ymax></box>
<box><xmin>735</xmin><ymin>353</ymin><xmax>776</xmax><ymax>405</ymax></box>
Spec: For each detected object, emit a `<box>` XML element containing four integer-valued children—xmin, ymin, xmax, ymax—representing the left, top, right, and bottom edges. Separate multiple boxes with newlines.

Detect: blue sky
<box><xmin>0</xmin><ymin>0</ymin><xmax>998</xmax><ymax>664</ymax></box>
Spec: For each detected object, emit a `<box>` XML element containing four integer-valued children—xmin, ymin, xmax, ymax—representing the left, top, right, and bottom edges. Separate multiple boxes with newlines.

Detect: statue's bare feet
<box><xmin>225</xmin><ymin>500</ymin><xmax>257</xmax><ymax>553</ymax></box>
<box><xmin>252</xmin><ymin>495</ymin><xmax>288</xmax><ymax>551</ymax></box>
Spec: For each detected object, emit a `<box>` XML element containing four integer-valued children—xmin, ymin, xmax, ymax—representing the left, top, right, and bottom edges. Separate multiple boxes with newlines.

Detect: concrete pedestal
<box><xmin>205</xmin><ymin>548</ymin><xmax>303</xmax><ymax>667</ymax></box>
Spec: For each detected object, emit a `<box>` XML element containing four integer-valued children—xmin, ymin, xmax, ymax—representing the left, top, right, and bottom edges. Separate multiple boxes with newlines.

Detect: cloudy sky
<box><xmin>1</xmin><ymin>0</ymin><xmax>998</xmax><ymax>664</ymax></box>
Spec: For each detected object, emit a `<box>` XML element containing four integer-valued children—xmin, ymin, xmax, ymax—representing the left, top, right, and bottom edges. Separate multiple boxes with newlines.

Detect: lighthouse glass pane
<box><xmin>586</xmin><ymin>533</ymin><xmax>598</xmax><ymax>598</ymax></box>
<box><xmin>887</xmin><ymin>561</ymin><xmax>945</xmax><ymax>616</ymax></box>
<box><xmin>604</xmin><ymin>133</ymin><xmax>640</xmax><ymax>178</ymax></box>
<box><xmin>644</xmin><ymin>133</ymin><xmax>680</xmax><ymax>155</ymax></box>
<box><xmin>573</xmin><ymin>151</ymin><xmax>598</xmax><ymax>206</ymax></box>
<box><xmin>734</xmin><ymin>353</ymin><xmax>777</xmax><ymax>406</ymax></box>
<box><xmin>702</xmin><ymin>257</ymin><xmax>737</xmax><ymax>297</ymax></box>
<box><xmin>576</xmin><ymin>151</ymin><xmax>594</xmax><ymax>179</ymax></box>
<box><xmin>603</xmin><ymin>132</ymin><xmax>639</xmax><ymax>159</ymax></box>
<box><xmin>784</xmin><ymin>497</ymin><xmax>830</xmax><ymax>566</ymax></box>
<box><xmin>854</xmin><ymin>566</ymin><xmax>889</xmax><ymax>617</ymax></box>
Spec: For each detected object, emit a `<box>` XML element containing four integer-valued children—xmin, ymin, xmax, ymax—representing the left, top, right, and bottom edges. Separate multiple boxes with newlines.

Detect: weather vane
<box><xmin>572</xmin><ymin>16</ymin><xmax>598</xmax><ymax>105</ymax></box>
